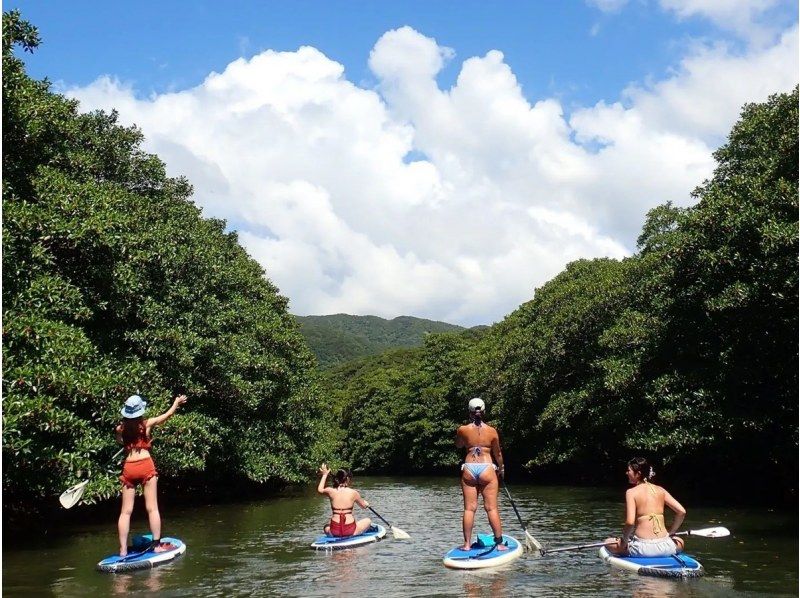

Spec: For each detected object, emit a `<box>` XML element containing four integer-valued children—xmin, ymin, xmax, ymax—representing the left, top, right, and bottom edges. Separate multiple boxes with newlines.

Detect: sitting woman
<box><xmin>317</xmin><ymin>464</ymin><xmax>372</xmax><ymax>537</ymax></box>
<box><xmin>604</xmin><ymin>457</ymin><xmax>687</xmax><ymax>557</ymax></box>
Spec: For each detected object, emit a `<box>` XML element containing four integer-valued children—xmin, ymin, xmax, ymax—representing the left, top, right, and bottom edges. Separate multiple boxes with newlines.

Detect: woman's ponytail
<box><xmin>332</xmin><ymin>469</ymin><xmax>351</xmax><ymax>488</ymax></box>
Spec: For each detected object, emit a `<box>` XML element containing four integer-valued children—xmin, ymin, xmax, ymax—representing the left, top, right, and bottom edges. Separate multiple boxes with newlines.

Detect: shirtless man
<box><xmin>604</xmin><ymin>457</ymin><xmax>687</xmax><ymax>557</ymax></box>
<box><xmin>455</xmin><ymin>397</ymin><xmax>507</xmax><ymax>551</ymax></box>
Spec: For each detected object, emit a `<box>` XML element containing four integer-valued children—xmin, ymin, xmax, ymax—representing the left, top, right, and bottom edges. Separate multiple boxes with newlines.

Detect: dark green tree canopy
<box><xmin>3</xmin><ymin>12</ymin><xmax>332</xmax><ymax>511</ymax></box>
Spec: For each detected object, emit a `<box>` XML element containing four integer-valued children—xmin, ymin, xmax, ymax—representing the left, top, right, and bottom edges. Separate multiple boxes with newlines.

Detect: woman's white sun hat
<box><xmin>121</xmin><ymin>394</ymin><xmax>147</xmax><ymax>418</ymax></box>
<box><xmin>468</xmin><ymin>397</ymin><xmax>486</xmax><ymax>412</ymax></box>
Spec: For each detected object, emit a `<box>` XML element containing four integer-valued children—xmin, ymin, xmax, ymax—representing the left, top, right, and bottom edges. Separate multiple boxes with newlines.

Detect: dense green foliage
<box><xmin>328</xmin><ymin>89</ymin><xmax>798</xmax><ymax>498</ymax></box>
<box><xmin>322</xmin><ymin>327</ymin><xmax>488</xmax><ymax>472</ymax></box>
<box><xmin>295</xmin><ymin>314</ymin><xmax>465</xmax><ymax>368</ymax></box>
<box><xmin>2</xmin><ymin>12</ymin><xmax>331</xmax><ymax>510</ymax></box>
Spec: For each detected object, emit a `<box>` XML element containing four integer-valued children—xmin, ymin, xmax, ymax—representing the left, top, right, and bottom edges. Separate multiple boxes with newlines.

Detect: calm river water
<box><xmin>3</xmin><ymin>477</ymin><xmax>797</xmax><ymax>597</ymax></box>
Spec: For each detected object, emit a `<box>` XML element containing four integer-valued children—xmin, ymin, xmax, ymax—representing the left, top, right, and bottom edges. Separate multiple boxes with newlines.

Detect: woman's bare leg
<box><xmin>354</xmin><ymin>518</ymin><xmax>372</xmax><ymax>535</ymax></box>
<box><xmin>143</xmin><ymin>477</ymin><xmax>165</xmax><ymax>550</ymax></box>
<box><xmin>479</xmin><ymin>474</ymin><xmax>507</xmax><ymax>550</ymax></box>
<box><xmin>461</xmin><ymin>476</ymin><xmax>479</xmax><ymax>550</ymax></box>
<box><xmin>118</xmin><ymin>486</ymin><xmax>137</xmax><ymax>556</ymax></box>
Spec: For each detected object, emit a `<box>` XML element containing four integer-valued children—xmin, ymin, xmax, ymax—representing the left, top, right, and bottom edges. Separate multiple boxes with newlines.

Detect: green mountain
<box><xmin>294</xmin><ymin>314</ymin><xmax>466</xmax><ymax>368</ymax></box>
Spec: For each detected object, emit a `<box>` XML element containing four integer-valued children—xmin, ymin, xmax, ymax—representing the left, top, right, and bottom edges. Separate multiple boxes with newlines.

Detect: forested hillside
<box><xmin>2</xmin><ymin>12</ymin><xmax>333</xmax><ymax>513</ymax></box>
<box><xmin>324</xmin><ymin>88</ymin><xmax>798</xmax><ymax>500</ymax></box>
<box><xmin>322</xmin><ymin>326</ymin><xmax>489</xmax><ymax>472</ymax></box>
<box><xmin>295</xmin><ymin>314</ymin><xmax>465</xmax><ymax>368</ymax></box>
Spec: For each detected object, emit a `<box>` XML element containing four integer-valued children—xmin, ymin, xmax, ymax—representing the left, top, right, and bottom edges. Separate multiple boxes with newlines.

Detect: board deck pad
<box><xmin>311</xmin><ymin>524</ymin><xmax>386</xmax><ymax>550</ymax></box>
<box><xmin>599</xmin><ymin>546</ymin><xmax>704</xmax><ymax>578</ymax></box>
<box><xmin>97</xmin><ymin>535</ymin><xmax>186</xmax><ymax>573</ymax></box>
<box><xmin>443</xmin><ymin>534</ymin><xmax>523</xmax><ymax>569</ymax></box>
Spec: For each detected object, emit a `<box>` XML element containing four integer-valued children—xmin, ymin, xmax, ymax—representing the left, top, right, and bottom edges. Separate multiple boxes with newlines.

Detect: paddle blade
<box><xmin>59</xmin><ymin>480</ymin><xmax>88</xmax><ymax>509</ymax></box>
<box><xmin>691</xmin><ymin>526</ymin><xmax>730</xmax><ymax>538</ymax></box>
<box><xmin>524</xmin><ymin>531</ymin><xmax>544</xmax><ymax>556</ymax></box>
<box><xmin>390</xmin><ymin>526</ymin><xmax>410</xmax><ymax>540</ymax></box>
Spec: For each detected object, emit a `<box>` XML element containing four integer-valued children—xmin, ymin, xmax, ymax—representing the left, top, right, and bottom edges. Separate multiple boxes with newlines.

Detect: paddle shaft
<box><xmin>544</xmin><ymin>529</ymin><xmax>709</xmax><ymax>554</ymax></box>
<box><xmin>368</xmin><ymin>506</ymin><xmax>393</xmax><ymax>529</ymax></box>
<box><xmin>545</xmin><ymin>540</ymin><xmax>616</xmax><ymax>554</ymax></box>
<box><xmin>63</xmin><ymin>448</ymin><xmax>125</xmax><ymax>492</ymax></box>
<box><xmin>502</xmin><ymin>483</ymin><xmax>528</xmax><ymax>533</ymax></box>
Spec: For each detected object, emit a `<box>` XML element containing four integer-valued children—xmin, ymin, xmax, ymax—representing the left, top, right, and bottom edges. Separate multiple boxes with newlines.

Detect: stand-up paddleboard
<box><xmin>599</xmin><ymin>546</ymin><xmax>704</xmax><ymax>578</ymax></box>
<box><xmin>97</xmin><ymin>535</ymin><xmax>186</xmax><ymax>573</ymax></box>
<box><xmin>443</xmin><ymin>534</ymin><xmax>523</xmax><ymax>570</ymax></box>
<box><xmin>311</xmin><ymin>524</ymin><xmax>386</xmax><ymax>550</ymax></box>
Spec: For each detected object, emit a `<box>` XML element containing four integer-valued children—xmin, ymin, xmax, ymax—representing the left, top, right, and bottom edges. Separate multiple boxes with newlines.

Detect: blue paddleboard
<box><xmin>443</xmin><ymin>534</ymin><xmax>523</xmax><ymax>569</ymax></box>
<box><xmin>311</xmin><ymin>524</ymin><xmax>386</xmax><ymax>550</ymax></box>
<box><xmin>599</xmin><ymin>546</ymin><xmax>704</xmax><ymax>578</ymax></box>
<box><xmin>97</xmin><ymin>535</ymin><xmax>186</xmax><ymax>573</ymax></box>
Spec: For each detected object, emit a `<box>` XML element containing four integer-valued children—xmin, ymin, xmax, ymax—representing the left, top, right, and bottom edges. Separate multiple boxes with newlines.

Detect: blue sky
<box><xmin>7</xmin><ymin>1</ymin><xmax>798</xmax><ymax>325</ymax></box>
<box><xmin>9</xmin><ymin>1</ymin><xmax>780</xmax><ymax>111</ymax></box>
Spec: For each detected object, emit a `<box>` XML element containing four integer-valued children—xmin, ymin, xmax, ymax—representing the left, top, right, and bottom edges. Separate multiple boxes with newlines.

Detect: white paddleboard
<box><xmin>443</xmin><ymin>534</ymin><xmax>523</xmax><ymax>569</ymax></box>
<box><xmin>311</xmin><ymin>524</ymin><xmax>386</xmax><ymax>550</ymax></box>
<box><xmin>97</xmin><ymin>536</ymin><xmax>186</xmax><ymax>573</ymax></box>
<box><xmin>599</xmin><ymin>546</ymin><xmax>704</xmax><ymax>578</ymax></box>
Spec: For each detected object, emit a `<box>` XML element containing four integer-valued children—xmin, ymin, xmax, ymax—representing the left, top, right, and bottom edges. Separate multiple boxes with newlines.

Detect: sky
<box><xmin>8</xmin><ymin>1</ymin><xmax>798</xmax><ymax>326</ymax></box>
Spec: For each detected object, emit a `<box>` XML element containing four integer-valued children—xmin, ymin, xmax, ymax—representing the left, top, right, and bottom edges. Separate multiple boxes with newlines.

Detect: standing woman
<box><xmin>604</xmin><ymin>457</ymin><xmax>687</xmax><ymax>557</ymax></box>
<box><xmin>116</xmin><ymin>393</ymin><xmax>187</xmax><ymax>556</ymax></box>
<box><xmin>455</xmin><ymin>397</ymin><xmax>507</xmax><ymax>551</ymax></box>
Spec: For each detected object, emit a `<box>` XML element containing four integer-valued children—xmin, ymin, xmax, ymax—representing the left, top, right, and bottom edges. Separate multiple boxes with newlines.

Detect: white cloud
<box><xmin>659</xmin><ymin>0</ymin><xmax>783</xmax><ymax>45</ymax></box>
<box><xmin>586</xmin><ymin>0</ymin><xmax>631</xmax><ymax>13</ymax></box>
<box><xmin>589</xmin><ymin>0</ymin><xmax>789</xmax><ymax>46</ymax></box>
<box><xmin>622</xmin><ymin>26</ymin><xmax>798</xmax><ymax>139</ymax></box>
<box><xmin>66</xmin><ymin>22</ymin><xmax>798</xmax><ymax>326</ymax></box>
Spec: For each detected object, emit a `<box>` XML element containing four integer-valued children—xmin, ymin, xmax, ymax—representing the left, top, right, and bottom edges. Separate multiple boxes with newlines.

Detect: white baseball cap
<box><xmin>468</xmin><ymin>397</ymin><xmax>486</xmax><ymax>412</ymax></box>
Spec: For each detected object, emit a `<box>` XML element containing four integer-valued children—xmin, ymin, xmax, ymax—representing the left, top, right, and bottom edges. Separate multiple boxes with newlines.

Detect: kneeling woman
<box><xmin>605</xmin><ymin>457</ymin><xmax>687</xmax><ymax>557</ymax></box>
<box><xmin>317</xmin><ymin>464</ymin><xmax>372</xmax><ymax>537</ymax></box>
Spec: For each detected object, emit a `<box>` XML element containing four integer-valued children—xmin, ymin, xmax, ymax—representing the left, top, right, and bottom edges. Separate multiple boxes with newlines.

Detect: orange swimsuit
<box><xmin>119</xmin><ymin>421</ymin><xmax>158</xmax><ymax>488</ymax></box>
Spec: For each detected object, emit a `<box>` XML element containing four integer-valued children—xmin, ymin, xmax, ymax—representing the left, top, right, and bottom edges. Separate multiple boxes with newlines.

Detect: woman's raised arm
<box><xmin>317</xmin><ymin>463</ymin><xmax>330</xmax><ymax>494</ymax></box>
<box><xmin>146</xmin><ymin>395</ymin><xmax>187</xmax><ymax>428</ymax></box>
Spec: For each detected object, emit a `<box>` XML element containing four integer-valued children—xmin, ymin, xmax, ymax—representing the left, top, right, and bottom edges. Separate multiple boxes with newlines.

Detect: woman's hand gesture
<box><xmin>173</xmin><ymin>394</ymin><xmax>188</xmax><ymax>408</ymax></box>
<box><xmin>318</xmin><ymin>463</ymin><xmax>330</xmax><ymax>476</ymax></box>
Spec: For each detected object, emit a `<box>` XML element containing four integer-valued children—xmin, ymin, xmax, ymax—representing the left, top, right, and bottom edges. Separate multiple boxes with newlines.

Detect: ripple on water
<box><xmin>2</xmin><ymin>478</ymin><xmax>796</xmax><ymax>597</ymax></box>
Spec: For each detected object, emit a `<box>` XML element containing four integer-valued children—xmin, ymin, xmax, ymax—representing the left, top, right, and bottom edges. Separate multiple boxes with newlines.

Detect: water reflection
<box><xmin>4</xmin><ymin>479</ymin><xmax>796</xmax><ymax>598</ymax></box>
<box><xmin>109</xmin><ymin>567</ymin><xmax>166</xmax><ymax>595</ymax></box>
<box><xmin>462</xmin><ymin>571</ymin><xmax>508</xmax><ymax>598</ymax></box>
<box><xmin>326</xmin><ymin>549</ymin><xmax>364</xmax><ymax>586</ymax></box>
<box><xmin>631</xmin><ymin>577</ymin><xmax>690</xmax><ymax>597</ymax></box>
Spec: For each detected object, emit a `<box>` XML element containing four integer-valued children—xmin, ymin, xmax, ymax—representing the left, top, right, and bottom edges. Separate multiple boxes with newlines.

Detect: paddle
<box><xmin>367</xmin><ymin>506</ymin><xmax>411</xmax><ymax>539</ymax></box>
<box><xmin>501</xmin><ymin>482</ymin><xmax>544</xmax><ymax>556</ymax></box>
<box><xmin>59</xmin><ymin>448</ymin><xmax>125</xmax><ymax>509</ymax></box>
<box><xmin>542</xmin><ymin>526</ymin><xmax>731</xmax><ymax>555</ymax></box>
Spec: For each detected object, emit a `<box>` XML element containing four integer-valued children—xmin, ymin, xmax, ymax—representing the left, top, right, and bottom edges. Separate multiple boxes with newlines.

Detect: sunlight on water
<box><xmin>3</xmin><ymin>478</ymin><xmax>797</xmax><ymax>597</ymax></box>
